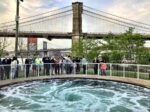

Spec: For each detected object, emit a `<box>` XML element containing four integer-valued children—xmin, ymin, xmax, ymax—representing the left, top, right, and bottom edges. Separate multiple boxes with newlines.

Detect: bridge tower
<box><xmin>72</xmin><ymin>2</ymin><xmax>83</xmax><ymax>45</ymax></box>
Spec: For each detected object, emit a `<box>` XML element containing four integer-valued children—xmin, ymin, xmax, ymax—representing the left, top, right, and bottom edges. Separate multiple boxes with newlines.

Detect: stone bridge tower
<box><xmin>72</xmin><ymin>2</ymin><xmax>83</xmax><ymax>45</ymax></box>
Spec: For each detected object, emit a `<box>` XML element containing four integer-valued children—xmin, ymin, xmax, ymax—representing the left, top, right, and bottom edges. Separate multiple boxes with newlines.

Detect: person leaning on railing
<box><xmin>25</xmin><ymin>58</ymin><xmax>31</xmax><ymax>78</ymax></box>
<box><xmin>14</xmin><ymin>59</ymin><xmax>19</xmax><ymax>79</ymax></box>
<box><xmin>32</xmin><ymin>56</ymin><xmax>36</xmax><ymax>76</ymax></box>
<box><xmin>10</xmin><ymin>57</ymin><xmax>17</xmax><ymax>79</ymax></box>
<box><xmin>75</xmin><ymin>57</ymin><xmax>81</xmax><ymax>74</ymax></box>
<box><xmin>54</xmin><ymin>55</ymin><xmax>61</xmax><ymax>75</ymax></box>
<box><xmin>50</xmin><ymin>57</ymin><xmax>55</xmax><ymax>75</ymax></box>
<box><xmin>2</xmin><ymin>56</ymin><xmax>11</xmax><ymax>79</ymax></box>
<box><xmin>42</xmin><ymin>55</ymin><xmax>50</xmax><ymax>76</ymax></box>
<box><xmin>35</xmin><ymin>55</ymin><xmax>42</xmax><ymax>76</ymax></box>
<box><xmin>0</xmin><ymin>58</ymin><xmax>4</xmax><ymax>80</ymax></box>
<box><xmin>81</xmin><ymin>57</ymin><xmax>88</xmax><ymax>74</ymax></box>
<box><xmin>93</xmin><ymin>58</ymin><xmax>99</xmax><ymax>75</ymax></box>
<box><xmin>100</xmin><ymin>61</ymin><xmax>107</xmax><ymax>76</ymax></box>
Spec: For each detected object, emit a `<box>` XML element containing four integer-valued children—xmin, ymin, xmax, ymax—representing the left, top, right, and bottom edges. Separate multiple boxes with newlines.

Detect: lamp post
<box><xmin>15</xmin><ymin>0</ymin><xmax>23</xmax><ymax>57</ymax></box>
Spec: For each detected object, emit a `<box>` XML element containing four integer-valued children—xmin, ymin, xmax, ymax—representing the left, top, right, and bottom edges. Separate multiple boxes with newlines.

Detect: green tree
<box><xmin>71</xmin><ymin>28</ymin><xmax>149</xmax><ymax>64</ymax></box>
<box><xmin>136</xmin><ymin>48</ymin><xmax>150</xmax><ymax>64</ymax></box>
<box><xmin>71</xmin><ymin>37</ymin><xmax>102</xmax><ymax>61</ymax></box>
<box><xmin>103</xmin><ymin>28</ymin><xmax>148</xmax><ymax>64</ymax></box>
<box><xmin>109</xmin><ymin>51</ymin><xmax>124</xmax><ymax>63</ymax></box>
<box><xmin>71</xmin><ymin>38</ymin><xmax>84</xmax><ymax>58</ymax></box>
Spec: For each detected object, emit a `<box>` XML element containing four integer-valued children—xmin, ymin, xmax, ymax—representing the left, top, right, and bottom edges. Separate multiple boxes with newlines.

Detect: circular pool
<box><xmin>0</xmin><ymin>79</ymin><xmax>150</xmax><ymax>112</ymax></box>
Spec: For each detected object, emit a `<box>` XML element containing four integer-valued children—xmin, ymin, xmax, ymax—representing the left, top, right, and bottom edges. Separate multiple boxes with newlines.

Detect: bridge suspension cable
<box><xmin>0</xmin><ymin>10</ymin><xmax>72</xmax><ymax>29</ymax></box>
<box><xmin>0</xmin><ymin>7</ymin><xmax>72</xmax><ymax>33</ymax></box>
<box><xmin>83</xmin><ymin>5</ymin><xmax>150</xmax><ymax>27</ymax></box>
<box><xmin>83</xmin><ymin>12</ymin><xmax>150</xmax><ymax>34</ymax></box>
<box><xmin>83</xmin><ymin>6</ymin><xmax>150</xmax><ymax>34</ymax></box>
<box><xmin>83</xmin><ymin>9</ymin><xmax>150</xmax><ymax>32</ymax></box>
<box><xmin>0</xmin><ymin>5</ymin><xmax>71</xmax><ymax>27</ymax></box>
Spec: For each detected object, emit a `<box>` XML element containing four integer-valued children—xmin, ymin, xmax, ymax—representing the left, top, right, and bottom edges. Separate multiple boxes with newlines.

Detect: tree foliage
<box><xmin>71</xmin><ymin>37</ymin><xmax>102</xmax><ymax>61</ymax></box>
<box><xmin>71</xmin><ymin>38</ymin><xmax>84</xmax><ymax>58</ymax></box>
<box><xmin>71</xmin><ymin>28</ymin><xmax>150</xmax><ymax>64</ymax></box>
<box><xmin>102</xmin><ymin>28</ymin><xmax>150</xmax><ymax>64</ymax></box>
<box><xmin>0</xmin><ymin>38</ymin><xmax>8</xmax><ymax>57</ymax></box>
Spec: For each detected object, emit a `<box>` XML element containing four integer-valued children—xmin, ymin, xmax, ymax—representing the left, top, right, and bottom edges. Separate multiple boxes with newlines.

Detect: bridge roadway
<box><xmin>0</xmin><ymin>31</ymin><xmax>72</xmax><ymax>39</ymax></box>
<box><xmin>1</xmin><ymin>31</ymin><xmax>150</xmax><ymax>40</ymax></box>
<box><xmin>0</xmin><ymin>75</ymin><xmax>150</xmax><ymax>88</ymax></box>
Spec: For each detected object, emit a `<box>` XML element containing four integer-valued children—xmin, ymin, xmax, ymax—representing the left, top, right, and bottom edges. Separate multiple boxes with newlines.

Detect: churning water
<box><xmin>0</xmin><ymin>79</ymin><xmax>150</xmax><ymax>112</ymax></box>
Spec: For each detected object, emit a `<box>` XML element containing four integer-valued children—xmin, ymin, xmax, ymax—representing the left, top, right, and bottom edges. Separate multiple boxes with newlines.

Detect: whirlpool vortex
<box><xmin>0</xmin><ymin>79</ymin><xmax>150</xmax><ymax>112</ymax></box>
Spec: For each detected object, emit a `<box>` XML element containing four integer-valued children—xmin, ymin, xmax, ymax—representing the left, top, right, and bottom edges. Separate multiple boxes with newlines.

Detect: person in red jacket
<box><xmin>100</xmin><ymin>61</ymin><xmax>107</xmax><ymax>76</ymax></box>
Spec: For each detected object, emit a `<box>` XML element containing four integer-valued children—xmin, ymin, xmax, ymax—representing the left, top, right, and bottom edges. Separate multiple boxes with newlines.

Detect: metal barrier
<box><xmin>0</xmin><ymin>63</ymin><xmax>150</xmax><ymax>80</ymax></box>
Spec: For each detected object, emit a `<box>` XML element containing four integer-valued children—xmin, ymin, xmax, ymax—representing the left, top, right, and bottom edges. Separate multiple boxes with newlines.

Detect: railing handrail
<box><xmin>0</xmin><ymin>62</ymin><xmax>150</xmax><ymax>81</ymax></box>
<box><xmin>0</xmin><ymin>62</ymin><xmax>150</xmax><ymax>67</ymax></box>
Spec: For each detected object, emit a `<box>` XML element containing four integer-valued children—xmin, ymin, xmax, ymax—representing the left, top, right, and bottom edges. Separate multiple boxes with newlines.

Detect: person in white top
<box><xmin>10</xmin><ymin>57</ymin><xmax>17</xmax><ymax>79</ymax></box>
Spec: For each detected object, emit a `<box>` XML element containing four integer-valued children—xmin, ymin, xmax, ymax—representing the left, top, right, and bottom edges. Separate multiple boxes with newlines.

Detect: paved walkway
<box><xmin>0</xmin><ymin>75</ymin><xmax>150</xmax><ymax>88</ymax></box>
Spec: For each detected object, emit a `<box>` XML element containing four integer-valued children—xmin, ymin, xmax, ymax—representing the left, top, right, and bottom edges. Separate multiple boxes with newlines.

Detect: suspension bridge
<box><xmin>0</xmin><ymin>2</ymin><xmax>150</xmax><ymax>45</ymax></box>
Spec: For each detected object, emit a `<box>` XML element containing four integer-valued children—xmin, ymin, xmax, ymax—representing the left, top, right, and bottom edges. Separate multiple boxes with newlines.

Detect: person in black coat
<box><xmin>42</xmin><ymin>55</ymin><xmax>50</xmax><ymax>75</ymax></box>
<box><xmin>25</xmin><ymin>58</ymin><xmax>31</xmax><ymax>78</ymax></box>
<box><xmin>2</xmin><ymin>56</ymin><xmax>11</xmax><ymax>79</ymax></box>
<box><xmin>76</xmin><ymin>57</ymin><xmax>81</xmax><ymax>74</ymax></box>
<box><xmin>93</xmin><ymin>58</ymin><xmax>99</xmax><ymax>75</ymax></box>
<box><xmin>50</xmin><ymin>57</ymin><xmax>55</xmax><ymax>75</ymax></box>
<box><xmin>0</xmin><ymin>58</ymin><xmax>4</xmax><ymax>80</ymax></box>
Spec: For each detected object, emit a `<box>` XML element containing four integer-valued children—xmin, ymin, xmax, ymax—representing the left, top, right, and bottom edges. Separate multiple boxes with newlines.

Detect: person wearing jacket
<box><xmin>100</xmin><ymin>61</ymin><xmax>107</xmax><ymax>76</ymax></box>
<box><xmin>2</xmin><ymin>56</ymin><xmax>11</xmax><ymax>79</ymax></box>
<box><xmin>0</xmin><ymin>58</ymin><xmax>4</xmax><ymax>80</ymax></box>
<box><xmin>35</xmin><ymin>55</ymin><xmax>42</xmax><ymax>76</ymax></box>
<box><xmin>93</xmin><ymin>58</ymin><xmax>99</xmax><ymax>75</ymax></box>
<box><xmin>81</xmin><ymin>57</ymin><xmax>88</xmax><ymax>74</ymax></box>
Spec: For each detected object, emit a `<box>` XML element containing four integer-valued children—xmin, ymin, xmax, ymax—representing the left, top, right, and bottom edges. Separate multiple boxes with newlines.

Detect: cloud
<box><xmin>0</xmin><ymin>0</ymin><xmax>71</xmax><ymax>51</ymax></box>
<box><xmin>0</xmin><ymin>0</ymin><xmax>60</xmax><ymax>23</ymax></box>
<box><xmin>106</xmin><ymin>0</ymin><xmax>150</xmax><ymax>24</ymax></box>
<box><xmin>0</xmin><ymin>0</ymin><xmax>16</xmax><ymax>22</ymax></box>
<box><xmin>0</xmin><ymin>1</ymin><xmax>7</xmax><ymax>13</ymax></box>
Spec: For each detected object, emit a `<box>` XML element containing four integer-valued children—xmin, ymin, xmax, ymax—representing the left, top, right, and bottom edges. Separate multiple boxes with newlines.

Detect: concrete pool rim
<box><xmin>0</xmin><ymin>75</ymin><xmax>150</xmax><ymax>89</ymax></box>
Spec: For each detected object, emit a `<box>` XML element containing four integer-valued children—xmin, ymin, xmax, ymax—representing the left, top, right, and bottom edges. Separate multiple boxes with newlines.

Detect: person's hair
<box><xmin>13</xmin><ymin>56</ymin><xmax>17</xmax><ymax>61</ymax></box>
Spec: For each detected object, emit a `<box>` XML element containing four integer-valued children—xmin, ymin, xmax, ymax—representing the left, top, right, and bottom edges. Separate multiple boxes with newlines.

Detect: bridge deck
<box><xmin>0</xmin><ymin>31</ymin><xmax>150</xmax><ymax>40</ymax></box>
<box><xmin>0</xmin><ymin>75</ymin><xmax>150</xmax><ymax>88</ymax></box>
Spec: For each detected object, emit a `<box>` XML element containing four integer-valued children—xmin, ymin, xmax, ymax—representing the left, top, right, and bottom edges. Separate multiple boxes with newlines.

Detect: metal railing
<box><xmin>0</xmin><ymin>63</ymin><xmax>150</xmax><ymax>80</ymax></box>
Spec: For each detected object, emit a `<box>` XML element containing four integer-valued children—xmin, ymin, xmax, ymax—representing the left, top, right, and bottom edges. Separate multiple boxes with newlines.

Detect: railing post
<box><xmin>73</xmin><ymin>63</ymin><xmax>76</xmax><ymax>75</ymax></box>
<box><xmin>86</xmin><ymin>63</ymin><xmax>87</xmax><ymax>75</ymax></box>
<box><xmin>38</xmin><ymin>65</ymin><xmax>39</xmax><ymax>77</ymax></box>
<box><xmin>44</xmin><ymin>64</ymin><xmax>46</xmax><ymax>76</ymax></box>
<box><xmin>10</xmin><ymin>65</ymin><xmax>12</xmax><ymax>80</ymax></box>
<box><xmin>137</xmin><ymin>64</ymin><xmax>139</xmax><ymax>79</ymax></box>
<box><xmin>110</xmin><ymin>64</ymin><xmax>112</xmax><ymax>76</ymax></box>
<box><xmin>123</xmin><ymin>64</ymin><xmax>125</xmax><ymax>78</ymax></box>
<box><xmin>98</xmin><ymin>63</ymin><xmax>100</xmax><ymax>76</ymax></box>
<box><xmin>50</xmin><ymin>64</ymin><xmax>51</xmax><ymax>76</ymax></box>
<box><xmin>25</xmin><ymin>64</ymin><xmax>26</xmax><ymax>78</ymax></box>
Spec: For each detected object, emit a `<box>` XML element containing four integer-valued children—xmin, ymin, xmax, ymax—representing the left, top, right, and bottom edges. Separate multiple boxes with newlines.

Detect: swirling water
<box><xmin>0</xmin><ymin>79</ymin><xmax>150</xmax><ymax>112</ymax></box>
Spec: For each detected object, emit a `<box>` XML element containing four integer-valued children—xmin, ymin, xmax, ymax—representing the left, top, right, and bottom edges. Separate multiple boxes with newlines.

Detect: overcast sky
<box><xmin>0</xmin><ymin>0</ymin><xmax>150</xmax><ymax>49</ymax></box>
<box><xmin>0</xmin><ymin>0</ymin><xmax>150</xmax><ymax>24</ymax></box>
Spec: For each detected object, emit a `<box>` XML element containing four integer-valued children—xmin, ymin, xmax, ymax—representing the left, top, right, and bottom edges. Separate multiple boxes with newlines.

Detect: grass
<box><xmin>80</xmin><ymin>68</ymin><xmax>150</xmax><ymax>80</ymax></box>
<box><xmin>16</xmin><ymin>67</ymin><xmax>150</xmax><ymax>80</ymax></box>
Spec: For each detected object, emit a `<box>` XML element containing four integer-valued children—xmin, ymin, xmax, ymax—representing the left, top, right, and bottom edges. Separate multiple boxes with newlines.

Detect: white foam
<box><xmin>0</xmin><ymin>79</ymin><xmax>149</xmax><ymax>111</ymax></box>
